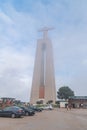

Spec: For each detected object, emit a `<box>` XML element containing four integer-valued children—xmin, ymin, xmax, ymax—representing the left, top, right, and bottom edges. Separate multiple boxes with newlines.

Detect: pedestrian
<box><xmin>66</xmin><ymin>104</ymin><xmax>69</xmax><ymax>110</ymax></box>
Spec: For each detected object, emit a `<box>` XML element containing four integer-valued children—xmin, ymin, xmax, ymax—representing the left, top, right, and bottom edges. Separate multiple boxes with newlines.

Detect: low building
<box><xmin>68</xmin><ymin>96</ymin><xmax>87</xmax><ymax>108</ymax></box>
<box><xmin>56</xmin><ymin>99</ymin><xmax>68</xmax><ymax>108</ymax></box>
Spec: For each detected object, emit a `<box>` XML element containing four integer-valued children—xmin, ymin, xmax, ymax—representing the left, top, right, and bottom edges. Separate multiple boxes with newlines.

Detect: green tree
<box><xmin>47</xmin><ymin>100</ymin><xmax>53</xmax><ymax>104</ymax></box>
<box><xmin>57</xmin><ymin>86</ymin><xmax>74</xmax><ymax>99</ymax></box>
<box><xmin>36</xmin><ymin>100</ymin><xmax>43</xmax><ymax>104</ymax></box>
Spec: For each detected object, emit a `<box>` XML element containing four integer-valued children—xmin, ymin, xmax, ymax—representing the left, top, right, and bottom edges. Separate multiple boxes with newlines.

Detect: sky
<box><xmin>0</xmin><ymin>0</ymin><xmax>87</xmax><ymax>102</ymax></box>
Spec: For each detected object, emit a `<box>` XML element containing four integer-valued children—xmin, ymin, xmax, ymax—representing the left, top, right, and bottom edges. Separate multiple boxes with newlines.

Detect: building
<box><xmin>30</xmin><ymin>27</ymin><xmax>56</xmax><ymax>104</ymax></box>
<box><xmin>68</xmin><ymin>96</ymin><xmax>87</xmax><ymax>108</ymax></box>
<box><xmin>56</xmin><ymin>99</ymin><xmax>68</xmax><ymax>108</ymax></box>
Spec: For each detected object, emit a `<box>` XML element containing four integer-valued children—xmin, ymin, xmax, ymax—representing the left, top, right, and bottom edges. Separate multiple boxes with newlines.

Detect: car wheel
<box><xmin>11</xmin><ymin>113</ymin><xmax>16</xmax><ymax>118</ymax></box>
<box><xmin>25</xmin><ymin>112</ymin><xmax>29</xmax><ymax>116</ymax></box>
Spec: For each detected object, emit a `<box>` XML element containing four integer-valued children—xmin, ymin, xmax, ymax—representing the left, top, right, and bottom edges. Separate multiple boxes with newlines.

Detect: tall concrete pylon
<box><xmin>30</xmin><ymin>27</ymin><xmax>56</xmax><ymax>104</ymax></box>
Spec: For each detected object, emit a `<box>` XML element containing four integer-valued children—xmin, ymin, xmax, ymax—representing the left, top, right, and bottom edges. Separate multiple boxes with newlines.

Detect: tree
<box><xmin>36</xmin><ymin>100</ymin><xmax>43</xmax><ymax>104</ymax></box>
<box><xmin>57</xmin><ymin>86</ymin><xmax>74</xmax><ymax>99</ymax></box>
<box><xmin>47</xmin><ymin>100</ymin><xmax>53</xmax><ymax>104</ymax></box>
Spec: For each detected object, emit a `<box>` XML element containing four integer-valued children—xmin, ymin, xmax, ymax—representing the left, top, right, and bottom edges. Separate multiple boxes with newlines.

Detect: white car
<box><xmin>43</xmin><ymin>105</ymin><xmax>53</xmax><ymax>110</ymax></box>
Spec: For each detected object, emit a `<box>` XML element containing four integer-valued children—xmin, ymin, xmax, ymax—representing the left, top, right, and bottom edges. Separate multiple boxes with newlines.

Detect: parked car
<box><xmin>20</xmin><ymin>106</ymin><xmax>35</xmax><ymax>116</ymax></box>
<box><xmin>28</xmin><ymin>106</ymin><xmax>42</xmax><ymax>112</ymax></box>
<box><xmin>43</xmin><ymin>104</ymin><xmax>53</xmax><ymax>110</ymax></box>
<box><xmin>0</xmin><ymin>106</ymin><xmax>24</xmax><ymax>118</ymax></box>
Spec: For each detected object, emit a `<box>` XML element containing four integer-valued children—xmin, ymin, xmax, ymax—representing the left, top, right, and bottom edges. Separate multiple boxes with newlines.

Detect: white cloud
<box><xmin>0</xmin><ymin>7</ymin><xmax>35</xmax><ymax>101</ymax></box>
<box><xmin>0</xmin><ymin>45</ymin><xmax>34</xmax><ymax>101</ymax></box>
<box><xmin>0</xmin><ymin>11</ymin><xmax>13</xmax><ymax>24</ymax></box>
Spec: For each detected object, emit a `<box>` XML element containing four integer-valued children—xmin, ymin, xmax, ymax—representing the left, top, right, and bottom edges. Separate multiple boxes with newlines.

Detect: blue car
<box><xmin>20</xmin><ymin>106</ymin><xmax>35</xmax><ymax>116</ymax></box>
<box><xmin>28</xmin><ymin>106</ymin><xmax>42</xmax><ymax>112</ymax></box>
<box><xmin>0</xmin><ymin>106</ymin><xmax>24</xmax><ymax>118</ymax></box>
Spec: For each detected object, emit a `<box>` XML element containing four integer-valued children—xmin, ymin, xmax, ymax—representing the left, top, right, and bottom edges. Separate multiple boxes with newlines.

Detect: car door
<box><xmin>0</xmin><ymin>110</ymin><xmax>5</xmax><ymax>117</ymax></box>
<box><xmin>3</xmin><ymin>107</ymin><xmax>11</xmax><ymax>117</ymax></box>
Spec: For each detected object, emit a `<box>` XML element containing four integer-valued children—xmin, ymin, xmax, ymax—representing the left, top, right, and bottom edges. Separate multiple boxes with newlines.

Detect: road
<box><xmin>0</xmin><ymin>108</ymin><xmax>87</xmax><ymax>130</ymax></box>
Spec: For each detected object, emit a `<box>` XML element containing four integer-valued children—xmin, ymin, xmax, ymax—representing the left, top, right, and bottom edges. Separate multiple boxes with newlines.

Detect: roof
<box><xmin>69</xmin><ymin>96</ymin><xmax>87</xmax><ymax>99</ymax></box>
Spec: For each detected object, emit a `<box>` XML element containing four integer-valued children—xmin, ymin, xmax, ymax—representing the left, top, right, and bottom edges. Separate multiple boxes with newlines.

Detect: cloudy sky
<box><xmin>0</xmin><ymin>0</ymin><xmax>87</xmax><ymax>102</ymax></box>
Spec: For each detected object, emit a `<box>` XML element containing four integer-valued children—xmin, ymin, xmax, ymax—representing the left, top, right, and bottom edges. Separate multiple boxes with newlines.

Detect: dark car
<box><xmin>28</xmin><ymin>106</ymin><xmax>42</xmax><ymax>112</ymax></box>
<box><xmin>20</xmin><ymin>106</ymin><xmax>35</xmax><ymax>116</ymax></box>
<box><xmin>0</xmin><ymin>106</ymin><xmax>24</xmax><ymax>118</ymax></box>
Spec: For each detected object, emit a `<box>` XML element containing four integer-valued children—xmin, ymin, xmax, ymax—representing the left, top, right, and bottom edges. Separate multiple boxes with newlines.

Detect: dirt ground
<box><xmin>0</xmin><ymin>108</ymin><xmax>87</xmax><ymax>130</ymax></box>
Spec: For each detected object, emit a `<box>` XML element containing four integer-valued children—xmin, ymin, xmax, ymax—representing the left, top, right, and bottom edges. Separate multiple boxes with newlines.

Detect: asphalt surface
<box><xmin>0</xmin><ymin>108</ymin><xmax>87</xmax><ymax>130</ymax></box>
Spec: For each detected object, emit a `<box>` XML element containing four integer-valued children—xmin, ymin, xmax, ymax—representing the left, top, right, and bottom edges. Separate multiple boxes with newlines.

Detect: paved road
<box><xmin>0</xmin><ymin>108</ymin><xmax>87</xmax><ymax>130</ymax></box>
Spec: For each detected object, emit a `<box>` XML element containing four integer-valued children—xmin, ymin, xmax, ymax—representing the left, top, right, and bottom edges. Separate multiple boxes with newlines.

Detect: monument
<box><xmin>30</xmin><ymin>27</ymin><xmax>56</xmax><ymax>104</ymax></box>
